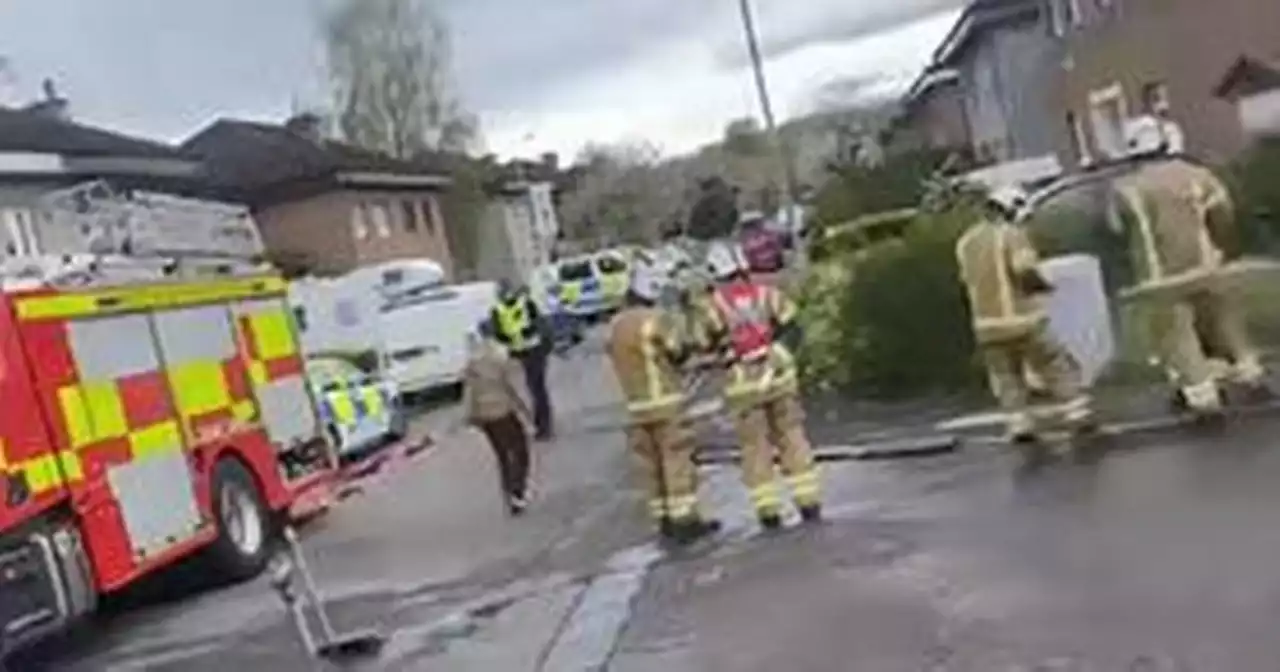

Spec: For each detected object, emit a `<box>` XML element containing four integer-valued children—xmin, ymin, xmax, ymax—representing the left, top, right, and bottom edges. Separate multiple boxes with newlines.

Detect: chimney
<box><xmin>284</xmin><ymin>112</ymin><xmax>325</xmax><ymax>143</ymax></box>
<box><xmin>24</xmin><ymin>78</ymin><xmax>70</xmax><ymax>120</ymax></box>
<box><xmin>540</xmin><ymin>152</ymin><xmax>559</xmax><ymax>173</ymax></box>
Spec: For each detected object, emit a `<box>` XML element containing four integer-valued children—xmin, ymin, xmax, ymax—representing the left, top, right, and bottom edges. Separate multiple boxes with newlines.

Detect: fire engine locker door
<box><xmin>64</xmin><ymin>313</ymin><xmax>203</xmax><ymax>563</ymax></box>
<box><xmin>233</xmin><ymin>298</ymin><xmax>319</xmax><ymax>450</ymax></box>
<box><xmin>152</xmin><ymin>304</ymin><xmax>244</xmax><ymax>447</ymax></box>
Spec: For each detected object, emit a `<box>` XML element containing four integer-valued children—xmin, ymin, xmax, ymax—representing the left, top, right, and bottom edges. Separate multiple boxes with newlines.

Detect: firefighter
<box><xmin>1108</xmin><ymin>114</ymin><xmax>1271</xmax><ymax>418</ymax></box>
<box><xmin>607</xmin><ymin>262</ymin><xmax>720</xmax><ymax>545</ymax></box>
<box><xmin>697</xmin><ymin>241</ymin><xmax>821</xmax><ymax>530</ymax></box>
<box><xmin>955</xmin><ymin>186</ymin><xmax>1094</xmax><ymax>443</ymax></box>
<box><xmin>491</xmin><ymin>279</ymin><xmax>555</xmax><ymax>440</ymax></box>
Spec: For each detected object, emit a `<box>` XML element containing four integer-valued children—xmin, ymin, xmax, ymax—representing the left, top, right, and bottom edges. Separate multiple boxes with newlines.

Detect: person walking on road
<box><xmin>696</xmin><ymin>241</ymin><xmax>822</xmax><ymax>531</ymax></box>
<box><xmin>956</xmin><ymin>186</ymin><xmax>1094</xmax><ymax>444</ymax></box>
<box><xmin>1107</xmin><ymin>114</ymin><xmax>1271</xmax><ymax>419</ymax></box>
<box><xmin>492</xmin><ymin>279</ymin><xmax>555</xmax><ymax>440</ymax></box>
<box><xmin>463</xmin><ymin>321</ymin><xmax>534</xmax><ymax>516</ymax></box>
<box><xmin>607</xmin><ymin>262</ymin><xmax>721</xmax><ymax>546</ymax></box>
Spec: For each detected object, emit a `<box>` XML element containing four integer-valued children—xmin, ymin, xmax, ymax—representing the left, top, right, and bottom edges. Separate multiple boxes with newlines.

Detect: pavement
<box><xmin>22</xmin><ymin>335</ymin><xmax>1280</xmax><ymax>670</ymax></box>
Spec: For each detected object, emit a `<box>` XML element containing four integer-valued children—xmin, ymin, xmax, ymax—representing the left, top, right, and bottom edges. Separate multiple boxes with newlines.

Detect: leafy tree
<box><xmin>323</xmin><ymin>0</ymin><xmax>476</xmax><ymax>158</ymax></box>
<box><xmin>723</xmin><ymin>117</ymin><xmax>767</xmax><ymax>156</ymax></box>
<box><xmin>558</xmin><ymin>141</ymin><xmax>685</xmax><ymax>246</ymax></box>
<box><xmin>687</xmin><ymin>176</ymin><xmax>739</xmax><ymax>241</ymax></box>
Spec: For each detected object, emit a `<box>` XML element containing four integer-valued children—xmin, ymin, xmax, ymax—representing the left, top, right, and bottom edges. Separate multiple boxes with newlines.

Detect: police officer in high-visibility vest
<box><xmin>607</xmin><ymin>262</ymin><xmax>720</xmax><ymax>545</ymax></box>
<box><xmin>491</xmin><ymin>279</ymin><xmax>555</xmax><ymax>440</ymax></box>
<box><xmin>697</xmin><ymin>241</ymin><xmax>821</xmax><ymax>531</ymax></box>
<box><xmin>1108</xmin><ymin>115</ymin><xmax>1271</xmax><ymax>418</ymax></box>
<box><xmin>956</xmin><ymin>186</ymin><xmax>1093</xmax><ymax>443</ymax></box>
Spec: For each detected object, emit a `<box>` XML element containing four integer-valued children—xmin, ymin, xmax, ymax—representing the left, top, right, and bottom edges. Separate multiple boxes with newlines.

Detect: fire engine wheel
<box><xmin>207</xmin><ymin>458</ymin><xmax>273</xmax><ymax>580</ymax></box>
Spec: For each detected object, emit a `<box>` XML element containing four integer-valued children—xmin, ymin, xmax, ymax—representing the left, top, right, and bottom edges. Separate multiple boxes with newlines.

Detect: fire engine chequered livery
<box><xmin>0</xmin><ymin>274</ymin><xmax>334</xmax><ymax>647</ymax></box>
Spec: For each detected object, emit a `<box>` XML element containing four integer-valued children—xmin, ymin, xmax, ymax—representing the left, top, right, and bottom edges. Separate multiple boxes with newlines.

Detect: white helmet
<box><xmin>987</xmin><ymin>185</ymin><xmax>1029</xmax><ymax>219</ymax></box>
<box><xmin>629</xmin><ymin>262</ymin><xmax>667</xmax><ymax>303</ymax></box>
<box><xmin>706</xmin><ymin>241</ymin><xmax>748</xmax><ymax>281</ymax></box>
<box><xmin>1124</xmin><ymin>114</ymin><xmax>1169</xmax><ymax>158</ymax></box>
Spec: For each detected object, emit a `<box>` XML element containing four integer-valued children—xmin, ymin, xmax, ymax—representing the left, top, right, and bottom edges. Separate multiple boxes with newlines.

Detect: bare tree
<box><xmin>559</xmin><ymin>141</ymin><xmax>691</xmax><ymax>246</ymax></box>
<box><xmin>0</xmin><ymin>57</ymin><xmax>18</xmax><ymax>106</ymax></box>
<box><xmin>323</xmin><ymin>0</ymin><xmax>477</xmax><ymax>158</ymax></box>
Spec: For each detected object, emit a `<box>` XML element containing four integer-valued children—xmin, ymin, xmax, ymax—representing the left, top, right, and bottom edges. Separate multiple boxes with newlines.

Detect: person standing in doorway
<box><xmin>491</xmin><ymin>279</ymin><xmax>555</xmax><ymax>440</ymax></box>
<box><xmin>463</xmin><ymin>321</ymin><xmax>534</xmax><ymax>515</ymax></box>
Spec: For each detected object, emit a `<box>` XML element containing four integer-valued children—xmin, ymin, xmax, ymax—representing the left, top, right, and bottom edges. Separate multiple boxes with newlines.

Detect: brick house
<box><xmin>889</xmin><ymin>66</ymin><xmax>971</xmax><ymax>155</ymax></box>
<box><xmin>182</xmin><ymin>115</ymin><xmax>455</xmax><ymax>278</ymax></box>
<box><xmin>1049</xmin><ymin>0</ymin><xmax>1280</xmax><ymax>165</ymax></box>
<box><xmin>889</xmin><ymin>0</ymin><xmax>1064</xmax><ymax>169</ymax></box>
<box><xmin>1214</xmin><ymin>57</ymin><xmax>1280</xmax><ymax>138</ymax></box>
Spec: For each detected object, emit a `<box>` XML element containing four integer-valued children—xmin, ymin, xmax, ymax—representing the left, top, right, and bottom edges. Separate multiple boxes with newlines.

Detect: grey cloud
<box><xmin>0</xmin><ymin>0</ymin><xmax>950</xmax><ymax>146</ymax></box>
<box><xmin>445</xmin><ymin>0</ymin><xmax>719</xmax><ymax>111</ymax></box>
<box><xmin>715</xmin><ymin>0</ymin><xmax>964</xmax><ymax>70</ymax></box>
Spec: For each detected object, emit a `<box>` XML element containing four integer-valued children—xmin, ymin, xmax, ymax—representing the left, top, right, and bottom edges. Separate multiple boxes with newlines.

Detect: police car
<box><xmin>306</xmin><ymin>355</ymin><xmax>407</xmax><ymax>464</ymax></box>
<box><xmin>541</xmin><ymin>250</ymin><xmax>631</xmax><ymax>321</ymax></box>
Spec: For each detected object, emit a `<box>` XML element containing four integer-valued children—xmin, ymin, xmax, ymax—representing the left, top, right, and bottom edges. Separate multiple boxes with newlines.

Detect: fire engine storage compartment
<box><xmin>0</xmin><ymin>274</ymin><xmax>333</xmax><ymax>651</ymax></box>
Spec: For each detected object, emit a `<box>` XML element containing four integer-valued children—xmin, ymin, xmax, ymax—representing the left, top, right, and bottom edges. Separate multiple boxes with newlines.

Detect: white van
<box><xmin>379</xmin><ymin>280</ymin><xmax>495</xmax><ymax>395</ymax></box>
<box><xmin>289</xmin><ymin>260</ymin><xmax>495</xmax><ymax>397</ymax></box>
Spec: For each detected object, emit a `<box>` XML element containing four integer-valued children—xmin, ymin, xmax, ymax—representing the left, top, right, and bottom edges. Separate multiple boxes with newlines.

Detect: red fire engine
<box><xmin>0</xmin><ymin>187</ymin><xmax>337</xmax><ymax>651</ymax></box>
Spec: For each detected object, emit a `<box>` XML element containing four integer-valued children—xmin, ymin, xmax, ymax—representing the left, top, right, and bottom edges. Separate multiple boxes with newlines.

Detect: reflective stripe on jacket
<box><xmin>1110</xmin><ymin>158</ymin><xmax>1229</xmax><ymax>301</ymax></box>
<box><xmin>697</xmin><ymin>281</ymin><xmax>799</xmax><ymax>407</ymax></box>
<box><xmin>955</xmin><ymin>219</ymin><xmax>1046</xmax><ymax>344</ymax></box>
<box><xmin>494</xmin><ymin>297</ymin><xmax>541</xmax><ymax>352</ymax></box>
<box><xmin>710</xmin><ymin>283</ymin><xmax>775</xmax><ymax>361</ymax></box>
<box><xmin>607</xmin><ymin>307</ymin><xmax>687</xmax><ymax>424</ymax></box>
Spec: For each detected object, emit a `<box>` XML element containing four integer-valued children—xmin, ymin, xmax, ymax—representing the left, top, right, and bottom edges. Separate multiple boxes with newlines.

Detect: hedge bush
<box><xmin>797</xmin><ymin>206</ymin><xmax>983</xmax><ymax>399</ymax></box>
<box><xmin>1227</xmin><ymin>137</ymin><xmax>1280</xmax><ymax>255</ymax></box>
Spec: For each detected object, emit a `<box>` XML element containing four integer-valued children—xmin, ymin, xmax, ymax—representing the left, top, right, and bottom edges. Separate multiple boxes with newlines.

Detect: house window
<box><xmin>419</xmin><ymin>200</ymin><xmax>437</xmax><ymax>235</ymax></box>
<box><xmin>1141</xmin><ymin>82</ymin><xmax>1170</xmax><ymax>114</ymax></box>
<box><xmin>401</xmin><ymin>200</ymin><xmax>418</xmax><ymax>232</ymax></box>
<box><xmin>350</xmin><ymin>205</ymin><xmax>369</xmax><ymax>241</ymax></box>
<box><xmin>1066</xmin><ymin>111</ymin><xmax>1093</xmax><ymax>166</ymax></box>
<box><xmin>2</xmin><ymin>208</ymin><xmax>38</xmax><ymax>255</ymax></box>
<box><xmin>1089</xmin><ymin>83</ymin><xmax>1129</xmax><ymax>158</ymax></box>
<box><xmin>369</xmin><ymin>203</ymin><xmax>391</xmax><ymax>238</ymax></box>
<box><xmin>1049</xmin><ymin>0</ymin><xmax>1081</xmax><ymax>35</ymax></box>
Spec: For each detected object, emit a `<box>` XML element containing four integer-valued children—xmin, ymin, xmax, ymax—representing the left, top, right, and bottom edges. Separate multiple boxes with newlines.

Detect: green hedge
<box><xmin>797</xmin><ymin>206</ymin><xmax>983</xmax><ymax>399</ymax></box>
<box><xmin>1228</xmin><ymin>137</ymin><xmax>1280</xmax><ymax>255</ymax></box>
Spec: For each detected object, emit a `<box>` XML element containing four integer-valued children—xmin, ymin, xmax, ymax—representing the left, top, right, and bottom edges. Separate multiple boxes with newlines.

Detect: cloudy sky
<box><xmin>0</xmin><ymin>0</ymin><xmax>961</xmax><ymax>159</ymax></box>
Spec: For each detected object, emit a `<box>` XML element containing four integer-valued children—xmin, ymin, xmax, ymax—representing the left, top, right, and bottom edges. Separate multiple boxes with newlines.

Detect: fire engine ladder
<box><xmin>1</xmin><ymin>181</ymin><xmax>273</xmax><ymax>290</ymax></box>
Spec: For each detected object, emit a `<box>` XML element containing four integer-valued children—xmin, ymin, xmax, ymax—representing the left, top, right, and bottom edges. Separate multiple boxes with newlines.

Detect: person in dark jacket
<box><xmin>491</xmin><ymin>279</ymin><xmax>555</xmax><ymax>440</ymax></box>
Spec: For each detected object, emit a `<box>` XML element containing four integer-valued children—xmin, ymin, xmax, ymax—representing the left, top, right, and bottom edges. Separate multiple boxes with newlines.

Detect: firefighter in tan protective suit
<box><xmin>1108</xmin><ymin>115</ymin><xmax>1271</xmax><ymax>418</ymax></box>
<box><xmin>956</xmin><ymin>187</ymin><xmax>1094</xmax><ymax>443</ymax></box>
<box><xmin>607</xmin><ymin>263</ymin><xmax>721</xmax><ymax>546</ymax></box>
<box><xmin>696</xmin><ymin>242</ymin><xmax>821</xmax><ymax>531</ymax></box>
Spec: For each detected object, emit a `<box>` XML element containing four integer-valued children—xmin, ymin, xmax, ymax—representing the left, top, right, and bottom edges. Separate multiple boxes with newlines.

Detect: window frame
<box><xmin>369</xmin><ymin>202</ymin><xmax>392</xmax><ymax>239</ymax></box>
<box><xmin>350</xmin><ymin>205</ymin><xmax>369</xmax><ymax>241</ymax></box>
<box><xmin>1088</xmin><ymin>83</ymin><xmax>1130</xmax><ymax>159</ymax></box>
<box><xmin>401</xmin><ymin>200</ymin><xmax>418</xmax><ymax>232</ymax></box>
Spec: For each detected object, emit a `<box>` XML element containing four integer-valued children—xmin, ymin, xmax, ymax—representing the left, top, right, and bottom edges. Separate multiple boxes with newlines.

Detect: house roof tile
<box><xmin>0</xmin><ymin>107</ymin><xmax>182</xmax><ymax>159</ymax></box>
<box><xmin>181</xmin><ymin>119</ymin><xmax>450</xmax><ymax>200</ymax></box>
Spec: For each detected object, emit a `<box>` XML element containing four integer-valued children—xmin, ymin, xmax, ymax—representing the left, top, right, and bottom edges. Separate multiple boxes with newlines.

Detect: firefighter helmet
<box><xmin>629</xmin><ymin>262</ymin><xmax>667</xmax><ymax>303</ymax></box>
<box><xmin>1124</xmin><ymin>114</ymin><xmax>1169</xmax><ymax>158</ymax></box>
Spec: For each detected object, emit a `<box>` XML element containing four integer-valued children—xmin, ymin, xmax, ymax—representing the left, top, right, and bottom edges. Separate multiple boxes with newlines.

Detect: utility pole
<box><xmin>736</xmin><ymin>0</ymin><xmax>801</xmax><ymax>238</ymax></box>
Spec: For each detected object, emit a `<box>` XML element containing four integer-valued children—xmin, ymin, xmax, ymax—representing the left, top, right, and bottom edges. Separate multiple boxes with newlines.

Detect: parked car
<box><xmin>306</xmin><ymin>355</ymin><xmax>407</xmax><ymax>465</ymax></box>
<box><xmin>537</xmin><ymin>249</ymin><xmax>632</xmax><ymax>321</ymax></box>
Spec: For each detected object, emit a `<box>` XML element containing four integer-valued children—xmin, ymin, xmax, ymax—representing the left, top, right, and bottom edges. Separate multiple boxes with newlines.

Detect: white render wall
<box><xmin>1239</xmin><ymin>90</ymin><xmax>1280</xmax><ymax>137</ymax></box>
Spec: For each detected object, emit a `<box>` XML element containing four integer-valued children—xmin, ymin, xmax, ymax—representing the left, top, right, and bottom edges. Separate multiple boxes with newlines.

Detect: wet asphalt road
<box><xmin>21</xmin><ymin>340</ymin><xmax>1280</xmax><ymax>670</ymax></box>
<box><xmin>615</xmin><ymin>417</ymin><xmax>1280</xmax><ymax>671</ymax></box>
